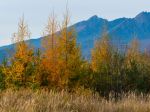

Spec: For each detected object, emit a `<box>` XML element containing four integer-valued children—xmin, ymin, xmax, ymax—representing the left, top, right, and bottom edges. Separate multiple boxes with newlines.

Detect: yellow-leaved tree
<box><xmin>5</xmin><ymin>16</ymin><xmax>34</xmax><ymax>88</ymax></box>
<box><xmin>57</xmin><ymin>10</ymin><xmax>83</xmax><ymax>89</ymax></box>
<box><xmin>91</xmin><ymin>29</ymin><xmax>116</xmax><ymax>96</ymax></box>
<box><xmin>124</xmin><ymin>38</ymin><xmax>142</xmax><ymax>91</ymax></box>
<box><xmin>126</xmin><ymin>38</ymin><xmax>141</xmax><ymax>67</ymax></box>
<box><xmin>91</xmin><ymin>32</ymin><xmax>112</xmax><ymax>73</ymax></box>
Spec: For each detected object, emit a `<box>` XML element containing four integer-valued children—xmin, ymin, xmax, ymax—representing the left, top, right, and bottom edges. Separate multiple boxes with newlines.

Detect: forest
<box><xmin>0</xmin><ymin>12</ymin><xmax>150</xmax><ymax>99</ymax></box>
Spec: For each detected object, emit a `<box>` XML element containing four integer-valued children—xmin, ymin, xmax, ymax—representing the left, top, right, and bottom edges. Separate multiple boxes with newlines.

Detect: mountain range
<box><xmin>0</xmin><ymin>11</ymin><xmax>150</xmax><ymax>61</ymax></box>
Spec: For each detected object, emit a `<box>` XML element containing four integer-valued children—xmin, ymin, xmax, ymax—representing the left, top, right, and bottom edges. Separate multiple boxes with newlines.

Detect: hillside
<box><xmin>0</xmin><ymin>11</ymin><xmax>150</xmax><ymax>61</ymax></box>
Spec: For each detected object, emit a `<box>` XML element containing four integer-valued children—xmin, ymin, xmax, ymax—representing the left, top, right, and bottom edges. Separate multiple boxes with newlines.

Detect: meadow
<box><xmin>0</xmin><ymin>89</ymin><xmax>150</xmax><ymax>112</ymax></box>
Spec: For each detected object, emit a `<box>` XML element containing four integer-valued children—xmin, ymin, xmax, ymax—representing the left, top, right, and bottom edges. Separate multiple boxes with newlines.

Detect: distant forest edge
<box><xmin>0</xmin><ymin>11</ymin><xmax>150</xmax><ymax>97</ymax></box>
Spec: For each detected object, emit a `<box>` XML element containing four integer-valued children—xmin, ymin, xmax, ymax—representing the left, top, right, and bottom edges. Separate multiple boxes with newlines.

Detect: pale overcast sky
<box><xmin>0</xmin><ymin>0</ymin><xmax>150</xmax><ymax>46</ymax></box>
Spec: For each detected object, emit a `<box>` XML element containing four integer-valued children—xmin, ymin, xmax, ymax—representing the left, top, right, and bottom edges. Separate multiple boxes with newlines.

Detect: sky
<box><xmin>0</xmin><ymin>0</ymin><xmax>150</xmax><ymax>46</ymax></box>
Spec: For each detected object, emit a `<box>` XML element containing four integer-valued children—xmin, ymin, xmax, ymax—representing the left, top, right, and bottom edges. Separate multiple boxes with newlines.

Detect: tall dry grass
<box><xmin>0</xmin><ymin>89</ymin><xmax>150</xmax><ymax>112</ymax></box>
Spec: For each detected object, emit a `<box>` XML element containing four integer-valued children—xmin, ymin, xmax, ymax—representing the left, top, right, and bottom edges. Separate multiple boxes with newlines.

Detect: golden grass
<box><xmin>0</xmin><ymin>89</ymin><xmax>150</xmax><ymax>112</ymax></box>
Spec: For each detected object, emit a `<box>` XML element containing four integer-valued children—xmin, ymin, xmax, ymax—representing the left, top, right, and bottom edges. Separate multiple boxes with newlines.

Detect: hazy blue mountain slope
<box><xmin>0</xmin><ymin>12</ymin><xmax>150</xmax><ymax>61</ymax></box>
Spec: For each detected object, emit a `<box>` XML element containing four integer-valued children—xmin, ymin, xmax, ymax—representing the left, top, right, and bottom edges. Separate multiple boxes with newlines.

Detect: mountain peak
<box><xmin>88</xmin><ymin>15</ymin><xmax>99</xmax><ymax>21</ymax></box>
<box><xmin>135</xmin><ymin>11</ymin><xmax>150</xmax><ymax>19</ymax></box>
<box><xmin>134</xmin><ymin>11</ymin><xmax>150</xmax><ymax>24</ymax></box>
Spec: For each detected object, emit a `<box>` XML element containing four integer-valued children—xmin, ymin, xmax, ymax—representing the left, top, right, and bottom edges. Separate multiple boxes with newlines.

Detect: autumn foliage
<box><xmin>1</xmin><ymin>12</ymin><xmax>150</xmax><ymax>97</ymax></box>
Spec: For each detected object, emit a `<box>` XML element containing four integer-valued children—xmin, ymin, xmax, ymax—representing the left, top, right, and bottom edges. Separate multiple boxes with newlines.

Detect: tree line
<box><xmin>0</xmin><ymin>12</ymin><xmax>150</xmax><ymax>97</ymax></box>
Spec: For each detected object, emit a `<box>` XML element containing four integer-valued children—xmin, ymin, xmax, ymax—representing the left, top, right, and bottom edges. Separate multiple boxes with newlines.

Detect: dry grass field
<box><xmin>0</xmin><ymin>89</ymin><xmax>150</xmax><ymax>112</ymax></box>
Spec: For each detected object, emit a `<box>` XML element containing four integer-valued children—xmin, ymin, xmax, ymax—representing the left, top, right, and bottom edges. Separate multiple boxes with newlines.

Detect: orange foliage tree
<box><xmin>5</xmin><ymin>16</ymin><xmax>34</xmax><ymax>88</ymax></box>
<box><xmin>40</xmin><ymin>13</ymin><xmax>60</xmax><ymax>87</ymax></box>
